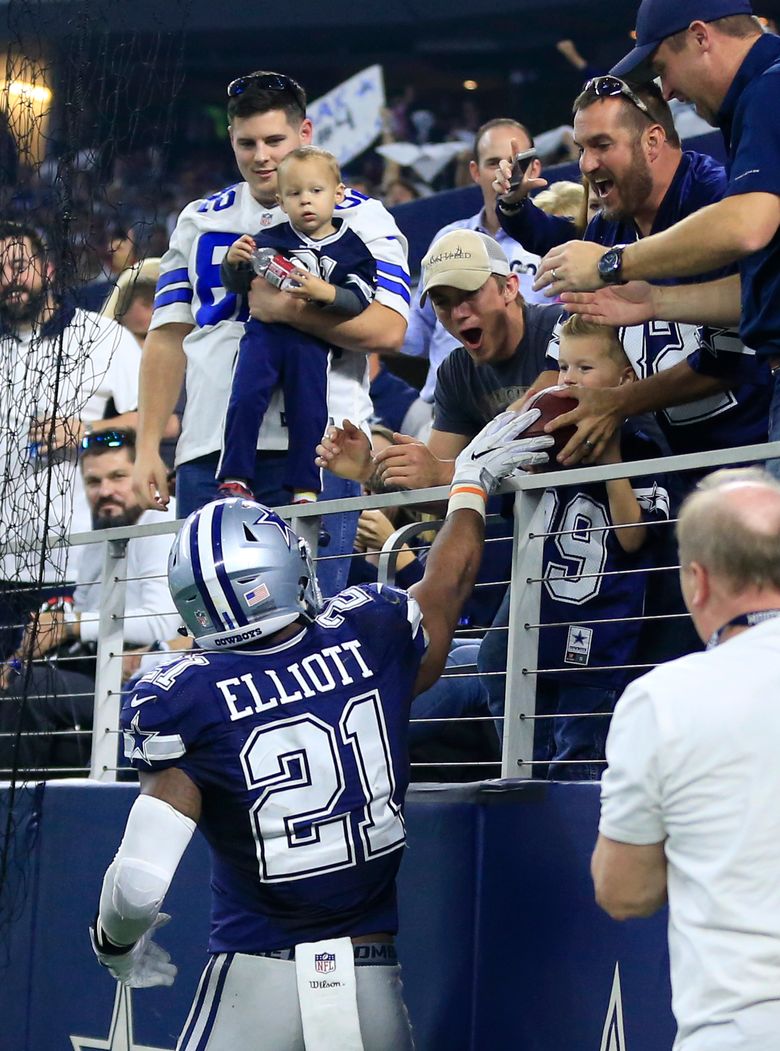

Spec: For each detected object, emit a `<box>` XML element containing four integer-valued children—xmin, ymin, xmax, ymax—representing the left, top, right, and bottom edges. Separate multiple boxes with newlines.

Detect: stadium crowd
<box><xmin>0</xmin><ymin>5</ymin><xmax>778</xmax><ymax>791</ymax></box>
<box><xmin>2</xmin><ymin>0</ymin><xmax>780</xmax><ymax>1048</ymax></box>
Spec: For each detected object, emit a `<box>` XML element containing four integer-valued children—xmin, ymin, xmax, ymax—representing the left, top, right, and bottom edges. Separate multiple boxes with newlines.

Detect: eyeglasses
<box><xmin>79</xmin><ymin>430</ymin><xmax>135</xmax><ymax>453</ymax></box>
<box><xmin>584</xmin><ymin>76</ymin><xmax>653</xmax><ymax>119</ymax></box>
<box><xmin>226</xmin><ymin>71</ymin><xmax>306</xmax><ymax>112</ymax></box>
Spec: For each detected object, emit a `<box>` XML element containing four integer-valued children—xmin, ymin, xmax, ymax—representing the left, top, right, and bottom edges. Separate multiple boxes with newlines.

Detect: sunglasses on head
<box><xmin>79</xmin><ymin>430</ymin><xmax>135</xmax><ymax>453</ymax></box>
<box><xmin>226</xmin><ymin>71</ymin><xmax>305</xmax><ymax>111</ymax></box>
<box><xmin>584</xmin><ymin>75</ymin><xmax>653</xmax><ymax>119</ymax></box>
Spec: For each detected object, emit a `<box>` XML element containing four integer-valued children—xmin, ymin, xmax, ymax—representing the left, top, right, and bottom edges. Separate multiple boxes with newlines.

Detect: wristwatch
<box><xmin>597</xmin><ymin>245</ymin><xmax>627</xmax><ymax>285</ymax></box>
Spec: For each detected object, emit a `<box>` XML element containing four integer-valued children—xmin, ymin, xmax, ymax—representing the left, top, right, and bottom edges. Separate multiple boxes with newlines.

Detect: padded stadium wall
<box><xmin>0</xmin><ymin>779</ymin><xmax>675</xmax><ymax>1050</ymax></box>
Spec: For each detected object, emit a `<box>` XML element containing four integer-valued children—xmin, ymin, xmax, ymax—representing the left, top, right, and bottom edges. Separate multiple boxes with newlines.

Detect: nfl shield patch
<box><xmin>194</xmin><ymin>609</ymin><xmax>209</xmax><ymax>627</ymax></box>
<box><xmin>314</xmin><ymin>952</ymin><xmax>336</xmax><ymax>974</ymax></box>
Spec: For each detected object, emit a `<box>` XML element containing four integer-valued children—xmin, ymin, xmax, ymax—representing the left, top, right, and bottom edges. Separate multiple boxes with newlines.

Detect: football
<box><xmin>523</xmin><ymin>386</ymin><xmax>579</xmax><ymax>469</ymax></box>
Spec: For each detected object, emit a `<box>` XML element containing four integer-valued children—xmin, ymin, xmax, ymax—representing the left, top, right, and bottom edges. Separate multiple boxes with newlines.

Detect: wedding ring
<box><xmin>582</xmin><ymin>439</ymin><xmax>594</xmax><ymax>450</ymax></box>
<box><xmin>551</xmin><ymin>268</ymin><xmax>558</xmax><ymax>281</ymax></box>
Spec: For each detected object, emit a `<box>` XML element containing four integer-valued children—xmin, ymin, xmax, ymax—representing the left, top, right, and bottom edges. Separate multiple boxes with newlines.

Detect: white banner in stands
<box><xmin>310</xmin><ymin>65</ymin><xmax>385</xmax><ymax>167</ymax></box>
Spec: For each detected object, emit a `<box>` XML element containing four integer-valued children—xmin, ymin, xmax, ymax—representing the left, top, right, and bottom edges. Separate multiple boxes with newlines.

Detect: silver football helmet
<box><xmin>168</xmin><ymin>498</ymin><xmax>322</xmax><ymax>650</ymax></box>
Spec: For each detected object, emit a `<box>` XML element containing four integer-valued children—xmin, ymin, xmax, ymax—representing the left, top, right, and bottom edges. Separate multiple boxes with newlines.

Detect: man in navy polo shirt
<box><xmin>534</xmin><ymin>2</ymin><xmax>780</xmax><ymax>471</ymax></box>
<box><xmin>497</xmin><ymin>77</ymin><xmax>769</xmax><ymax>472</ymax></box>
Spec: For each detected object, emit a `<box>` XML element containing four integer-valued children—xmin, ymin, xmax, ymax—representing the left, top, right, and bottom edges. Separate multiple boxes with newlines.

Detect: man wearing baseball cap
<box><xmin>534</xmin><ymin>3</ymin><xmax>780</xmax><ymax>471</ymax></box>
<box><xmin>317</xmin><ymin>230</ymin><xmax>561</xmax><ymax>491</ymax></box>
<box><xmin>374</xmin><ymin>229</ymin><xmax>561</xmax><ymax>490</ymax></box>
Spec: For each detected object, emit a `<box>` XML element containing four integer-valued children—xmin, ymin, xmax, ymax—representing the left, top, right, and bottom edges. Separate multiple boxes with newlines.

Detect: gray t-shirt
<box><xmin>433</xmin><ymin>304</ymin><xmax>560</xmax><ymax>435</ymax></box>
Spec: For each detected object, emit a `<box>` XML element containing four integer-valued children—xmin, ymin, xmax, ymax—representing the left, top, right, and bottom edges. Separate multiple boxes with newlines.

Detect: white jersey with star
<box><xmin>150</xmin><ymin>182</ymin><xmax>411</xmax><ymax>465</ymax></box>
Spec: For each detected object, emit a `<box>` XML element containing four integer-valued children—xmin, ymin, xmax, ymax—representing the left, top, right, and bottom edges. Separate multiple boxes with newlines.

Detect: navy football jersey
<box><xmin>254</xmin><ymin>217</ymin><xmax>377</xmax><ymax>315</ymax></box>
<box><xmin>538</xmin><ymin>429</ymin><xmax>670</xmax><ymax>689</ymax></box>
<box><xmin>121</xmin><ymin>584</ymin><xmax>426</xmax><ymax>954</ymax></box>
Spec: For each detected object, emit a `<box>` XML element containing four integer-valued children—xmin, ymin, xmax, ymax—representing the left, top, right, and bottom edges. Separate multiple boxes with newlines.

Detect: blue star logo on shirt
<box><xmin>124</xmin><ymin>712</ymin><xmax>158</xmax><ymax>766</ymax></box>
<box><xmin>572</xmin><ymin>630</ymin><xmax>586</xmax><ymax>646</ymax></box>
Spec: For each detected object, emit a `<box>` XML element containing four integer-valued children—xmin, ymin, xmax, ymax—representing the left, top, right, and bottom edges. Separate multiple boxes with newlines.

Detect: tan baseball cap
<box><xmin>419</xmin><ymin>230</ymin><xmax>511</xmax><ymax>304</ymax></box>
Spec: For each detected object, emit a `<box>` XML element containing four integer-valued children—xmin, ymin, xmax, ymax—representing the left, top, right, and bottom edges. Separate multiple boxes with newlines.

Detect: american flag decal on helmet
<box><xmin>244</xmin><ymin>582</ymin><xmax>270</xmax><ymax>607</ymax></box>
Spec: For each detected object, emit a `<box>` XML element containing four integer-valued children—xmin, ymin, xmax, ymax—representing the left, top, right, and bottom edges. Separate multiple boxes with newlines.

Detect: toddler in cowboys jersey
<box><xmin>534</xmin><ymin>316</ymin><xmax>669</xmax><ymax>779</ymax></box>
<box><xmin>217</xmin><ymin>146</ymin><xmax>377</xmax><ymax>504</ymax></box>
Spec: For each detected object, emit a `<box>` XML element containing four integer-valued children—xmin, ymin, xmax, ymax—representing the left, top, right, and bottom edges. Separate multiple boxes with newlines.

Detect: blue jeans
<box><xmin>478</xmin><ymin>587</ymin><xmax>616</xmax><ymax>779</ymax></box>
<box><xmin>176</xmin><ymin>453</ymin><xmax>289</xmax><ymax>518</ymax></box>
<box><xmin>315</xmin><ymin>474</ymin><xmax>361</xmax><ymax>598</ymax></box>
<box><xmin>177</xmin><ymin>456</ymin><xmax>360</xmax><ymax>600</ymax></box>
<box><xmin>409</xmin><ymin>640</ymin><xmax>489</xmax><ymax>748</ymax></box>
<box><xmin>534</xmin><ymin>679</ymin><xmax>618</xmax><ymax>781</ymax></box>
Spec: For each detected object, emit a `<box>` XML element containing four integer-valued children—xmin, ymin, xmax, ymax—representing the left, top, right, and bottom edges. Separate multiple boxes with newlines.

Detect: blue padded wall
<box><xmin>0</xmin><ymin>779</ymin><xmax>675</xmax><ymax>1050</ymax></box>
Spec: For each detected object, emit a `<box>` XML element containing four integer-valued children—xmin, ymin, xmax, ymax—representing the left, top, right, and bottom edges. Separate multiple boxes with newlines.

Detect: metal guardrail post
<box><xmin>89</xmin><ymin>538</ymin><xmax>129</xmax><ymax>781</ymax></box>
<box><xmin>288</xmin><ymin>509</ymin><xmax>320</xmax><ymax>562</ymax></box>
<box><xmin>501</xmin><ymin>489</ymin><xmax>546</xmax><ymax>780</ymax></box>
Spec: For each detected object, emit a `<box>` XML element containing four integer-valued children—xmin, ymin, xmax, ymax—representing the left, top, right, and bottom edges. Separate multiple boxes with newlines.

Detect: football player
<box><xmin>90</xmin><ymin>410</ymin><xmax>553</xmax><ymax>1050</ymax></box>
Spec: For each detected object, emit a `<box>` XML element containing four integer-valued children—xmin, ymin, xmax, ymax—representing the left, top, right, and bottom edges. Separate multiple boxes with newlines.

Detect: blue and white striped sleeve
<box><xmin>149</xmin><ymin>207</ymin><xmax>197</xmax><ymax>330</ymax></box>
<box><xmin>348</xmin><ymin>198</ymin><xmax>411</xmax><ymax>321</ymax></box>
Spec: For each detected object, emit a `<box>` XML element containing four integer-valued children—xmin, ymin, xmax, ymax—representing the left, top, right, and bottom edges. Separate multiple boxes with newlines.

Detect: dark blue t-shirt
<box><xmin>121</xmin><ymin>584</ymin><xmax>426</xmax><ymax>953</ymax></box>
<box><xmin>538</xmin><ymin>424</ymin><xmax>669</xmax><ymax>689</ymax></box>
<box><xmin>717</xmin><ymin>32</ymin><xmax>780</xmax><ymax>357</ymax></box>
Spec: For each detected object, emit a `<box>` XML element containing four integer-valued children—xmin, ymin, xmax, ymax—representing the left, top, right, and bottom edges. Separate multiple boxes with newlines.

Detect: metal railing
<box><xmin>2</xmin><ymin>439</ymin><xmax>778</xmax><ymax>783</ymax></box>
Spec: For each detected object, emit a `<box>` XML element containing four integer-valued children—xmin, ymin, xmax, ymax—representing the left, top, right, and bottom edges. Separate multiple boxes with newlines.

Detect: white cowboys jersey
<box><xmin>151</xmin><ymin>182</ymin><xmax>411</xmax><ymax>466</ymax></box>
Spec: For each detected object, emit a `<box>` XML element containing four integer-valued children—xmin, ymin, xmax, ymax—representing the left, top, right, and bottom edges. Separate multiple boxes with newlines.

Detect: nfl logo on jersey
<box><xmin>315</xmin><ymin>952</ymin><xmax>337</xmax><ymax>974</ymax></box>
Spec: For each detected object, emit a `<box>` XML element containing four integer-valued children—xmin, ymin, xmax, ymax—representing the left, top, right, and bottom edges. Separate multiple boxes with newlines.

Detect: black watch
<box><xmin>597</xmin><ymin>245</ymin><xmax>627</xmax><ymax>285</ymax></box>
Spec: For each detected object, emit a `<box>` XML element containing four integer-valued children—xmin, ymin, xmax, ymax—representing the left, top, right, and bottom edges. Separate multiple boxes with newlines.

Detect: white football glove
<box><xmin>90</xmin><ymin>912</ymin><xmax>177</xmax><ymax>988</ymax></box>
<box><xmin>452</xmin><ymin>409</ymin><xmax>554</xmax><ymax>496</ymax></box>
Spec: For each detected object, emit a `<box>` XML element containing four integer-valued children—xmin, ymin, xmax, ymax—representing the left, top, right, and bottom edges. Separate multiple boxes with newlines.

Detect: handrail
<box><xmin>6</xmin><ymin>438</ymin><xmax>778</xmax><ymax>782</ymax></box>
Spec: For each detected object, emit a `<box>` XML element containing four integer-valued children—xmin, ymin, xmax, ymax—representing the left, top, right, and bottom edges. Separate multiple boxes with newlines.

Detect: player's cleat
<box><xmin>216</xmin><ymin>480</ymin><xmax>255</xmax><ymax>501</ymax></box>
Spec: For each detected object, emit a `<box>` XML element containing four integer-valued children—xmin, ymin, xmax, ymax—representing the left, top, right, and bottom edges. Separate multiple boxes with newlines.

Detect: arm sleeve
<box><xmin>149</xmin><ymin>205</ymin><xmax>197</xmax><ymax>329</ymax></box>
<box><xmin>496</xmin><ymin>198</ymin><xmax>579</xmax><ymax>256</ymax></box>
<box><xmin>724</xmin><ymin>72</ymin><xmax>780</xmax><ymax>198</ymax></box>
<box><xmin>320</xmin><ymin>285</ymin><xmax>366</xmax><ymax>316</ymax></box>
<box><xmin>220</xmin><ymin>257</ymin><xmax>254</xmax><ymax>296</ymax></box>
<box><xmin>599</xmin><ymin>683</ymin><xmax>666</xmax><ymax>845</ymax></box>
<box><xmin>338</xmin><ymin>242</ymin><xmax>378</xmax><ymax>312</ymax></box>
<box><xmin>348</xmin><ymin>198</ymin><xmax>411</xmax><ymax>320</ymax></box>
<box><xmin>401</xmin><ymin>284</ymin><xmax>436</xmax><ymax>359</ymax></box>
<box><xmin>101</xmin><ymin>323</ymin><xmax>142</xmax><ymax>414</ymax></box>
<box><xmin>687</xmin><ymin>326</ymin><xmax>770</xmax><ymax>384</ymax></box>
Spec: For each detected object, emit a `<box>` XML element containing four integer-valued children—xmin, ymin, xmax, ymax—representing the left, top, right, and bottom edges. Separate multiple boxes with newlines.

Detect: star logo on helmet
<box><xmin>252</xmin><ymin>507</ymin><xmax>296</xmax><ymax>549</ymax></box>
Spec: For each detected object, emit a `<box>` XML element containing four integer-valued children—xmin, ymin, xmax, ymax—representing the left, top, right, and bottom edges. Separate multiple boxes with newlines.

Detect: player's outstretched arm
<box><xmin>91</xmin><ymin>768</ymin><xmax>200</xmax><ymax>988</ymax></box>
<box><xmin>410</xmin><ymin>410</ymin><xmax>554</xmax><ymax>694</ymax></box>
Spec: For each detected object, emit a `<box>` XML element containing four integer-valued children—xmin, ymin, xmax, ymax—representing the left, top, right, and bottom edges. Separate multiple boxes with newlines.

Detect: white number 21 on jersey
<box><xmin>239</xmin><ymin>689</ymin><xmax>405</xmax><ymax>881</ymax></box>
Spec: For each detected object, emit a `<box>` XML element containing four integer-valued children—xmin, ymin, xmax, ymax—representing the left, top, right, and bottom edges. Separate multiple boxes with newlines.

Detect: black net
<box><xmin>0</xmin><ymin>0</ymin><xmax>190</xmax><ymax>946</ymax></box>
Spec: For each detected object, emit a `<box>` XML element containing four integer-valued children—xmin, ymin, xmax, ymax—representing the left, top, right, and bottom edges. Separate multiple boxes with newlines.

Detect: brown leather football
<box><xmin>523</xmin><ymin>386</ymin><xmax>579</xmax><ymax>470</ymax></box>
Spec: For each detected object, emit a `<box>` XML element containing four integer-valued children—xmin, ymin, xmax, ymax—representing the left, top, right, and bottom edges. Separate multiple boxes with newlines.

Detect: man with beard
<box><xmin>495</xmin><ymin>79</ymin><xmax>770</xmax><ymax>472</ymax></box>
<box><xmin>0</xmin><ymin>429</ymin><xmax>181</xmax><ymax>776</ymax></box>
<box><xmin>0</xmin><ymin>221</ymin><xmax>142</xmax><ymax>660</ymax></box>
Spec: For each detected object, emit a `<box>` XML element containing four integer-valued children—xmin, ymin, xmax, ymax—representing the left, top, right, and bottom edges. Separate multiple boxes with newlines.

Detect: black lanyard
<box><xmin>706</xmin><ymin>609</ymin><xmax>780</xmax><ymax>650</ymax></box>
